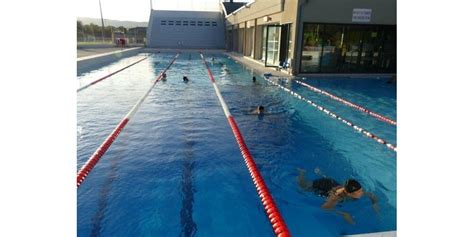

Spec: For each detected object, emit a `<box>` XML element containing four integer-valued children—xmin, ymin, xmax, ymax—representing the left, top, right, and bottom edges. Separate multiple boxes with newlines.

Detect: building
<box><xmin>224</xmin><ymin>0</ymin><xmax>396</xmax><ymax>75</ymax></box>
<box><xmin>147</xmin><ymin>10</ymin><xmax>225</xmax><ymax>49</ymax></box>
<box><xmin>127</xmin><ymin>27</ymin><xmax>147</xmax><ymax>44</ymax></box>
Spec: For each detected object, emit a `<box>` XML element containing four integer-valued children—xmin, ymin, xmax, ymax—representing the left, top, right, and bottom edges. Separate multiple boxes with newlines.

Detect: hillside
<box><xmin>78</xmin><ymin>17</ymin><xmax>148</xmax><ymax>28</ymax></box>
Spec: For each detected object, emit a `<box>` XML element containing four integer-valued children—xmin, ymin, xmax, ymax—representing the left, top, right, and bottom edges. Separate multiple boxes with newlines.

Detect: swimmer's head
<box><xmin>344</xmin><ymin>179</ymin><xmax>363</xmax><ymax>199</ymax></box>
<box><xmin>252</xmin><ymin>76</ymin><xmax>256</xmax><ymax>82</ymax></box>
<box><xmin>257</xmin><ymin>106</ymin><xmax>264</xmax><ymax>114</ymax></box>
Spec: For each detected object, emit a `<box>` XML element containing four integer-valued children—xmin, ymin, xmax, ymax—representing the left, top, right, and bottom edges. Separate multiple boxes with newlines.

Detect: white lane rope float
<box><xmin>77</xmin><ymin>53</ymin><xmax>180</xmax><ymax>187</ymax></box>
<box><xmin>294</xmin><ymin>79</ymin><xmax>397</xmax><ymax>125</ymax></box>
<box><xmin>263</xmin><ymin>75</ymin><xmax>397</xmax><ymax>153</ymax></box>
<box><xmin>77</xmin><ymin>56</ymin><xmax>149</xmax><ymax>92</ymax></box>
<box><xmin>200</xmin><ymin>53</ymin><xmax>292</xmax><ymax>237</ymax></box>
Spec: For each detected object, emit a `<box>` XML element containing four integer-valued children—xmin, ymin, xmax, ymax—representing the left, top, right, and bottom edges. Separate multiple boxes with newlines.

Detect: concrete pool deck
<box><xmin>77</xmin><ymin>47</ymin><xmax>143</xmax><ymax>75</ymax></box>
<box><xmin>77</xmin><ymin>47</ymin><xmax>124</xmax><ymax>58</ymax></box>
<box><xmin>345</xmin><ymin>230</ymin><xmax>396</xmax><ymax>237</ymax></box>
<box><xmin>225</xmin><ymin>52</ymin><xmax>294</xmax><ymax>78</ymax></box>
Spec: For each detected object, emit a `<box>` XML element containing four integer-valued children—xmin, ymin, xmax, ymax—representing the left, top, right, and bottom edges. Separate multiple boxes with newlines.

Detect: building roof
<box><xmin>150</xmin><ymin>10</ymin><xmax>222</xmax><ymax>19</ymax></box>
<box><xmin>222</xmin><ymin>2</ymin><xmax>246</xmax><ymax>16</ymax></box>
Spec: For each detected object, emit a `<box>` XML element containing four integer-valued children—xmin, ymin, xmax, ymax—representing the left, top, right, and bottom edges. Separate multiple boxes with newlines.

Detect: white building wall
<box><xmin>147</xmin><ymin>10</ymin><xmax>225</xmax><ymax>49</ymax></box>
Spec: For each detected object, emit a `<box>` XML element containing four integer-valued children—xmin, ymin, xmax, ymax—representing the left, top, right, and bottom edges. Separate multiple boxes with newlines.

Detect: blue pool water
<box><xmin>77</xmin><ymin>52</ymin><xmax>396</xmax><ymax>236</ymax></box>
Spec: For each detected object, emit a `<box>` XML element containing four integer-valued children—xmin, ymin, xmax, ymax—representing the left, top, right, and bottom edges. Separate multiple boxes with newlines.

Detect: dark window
<box><xmin>176</xmin><ymin>21</ymin><xmax>181</xmax><ymax>26</ymax></box>
<box><xmin>301</xmin><ymin>24</ymin><xmax>323</xmax><ymax>73</ymax></box>
<box><xmin>299</xmin><ymin>23</ymin><xmax>396</xmax><ymax>73</ymax></box>
<box><xmin>183</xmin><ymin>21</ymin><xmax>189</xmax><ymax>26</ymax></box>
<box><xmin>190</xmin><ymin>21</ymin><xmax>196</xmax><ymax>26</ymax></box>
<box><xmin>320</xmin><ymin>25</ymin><xmax>344</xmax><ymax>73</ymax></box>
<box><xmin>198</xmin><ymin>21</ymin><xmax>203</xmax><ymax>26</ymax></box>
<box><xmin>168</xmin><ymin>21</ymin><xmax>174</xmax><ymax>25</ymax></box>
<box><xmin>205</xmin><ymin>21</ymin><xmax>210</xmax><ymax>26</ymax></box>
<box><xmin>161</xmin><ymin>20</ymin><xmax>166</xmax><ymax>25</ymax></box>
<box><xmin>212</xmin><ymin>22</ymin><xmax>217</xmax><ymax>26</ymax></box>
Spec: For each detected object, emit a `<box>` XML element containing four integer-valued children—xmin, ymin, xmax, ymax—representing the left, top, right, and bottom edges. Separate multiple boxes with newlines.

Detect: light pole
<box><xmin>99</xmin><ymin>0</ymin><xmax>106</xmax><ymax>43</ymax></box>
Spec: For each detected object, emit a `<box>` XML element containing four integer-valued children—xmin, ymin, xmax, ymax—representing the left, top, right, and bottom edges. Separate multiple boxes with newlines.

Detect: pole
<box><xmin>99</xmin><ymin>0</ymin><xmax>106</xmax><ymax>43</ymax></box>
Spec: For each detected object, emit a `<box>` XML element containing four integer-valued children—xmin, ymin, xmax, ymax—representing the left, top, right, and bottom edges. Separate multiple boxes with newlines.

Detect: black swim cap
<box><xmin>258</xmin><ymin>106</ymin><xmax>264</xmax><ymax>110</ymax></box>
<box><xmin>344</xmin><ymin>179</ymin><xmax>362</xmax><ymax>193</ymax></box>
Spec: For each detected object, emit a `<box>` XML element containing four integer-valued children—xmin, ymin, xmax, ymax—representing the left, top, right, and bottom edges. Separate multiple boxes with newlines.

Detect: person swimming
<box><xmin>162</xmin><ymin>73</ymin><xmax>167</xmax><ymax>81</ymax></box>
<box><xmin>297</xmin><ymin>168</ymin><xmax>379</xmax><ymax>225</ymax></box>
<box><xmin>250</xmin><ymin>105</ymin><xmax>265</xmax><ymax>115</ymax></box>
<box><xmin>252</xmin><ymin>76</ymin><xmax>256</xmax><ymax>83</ymax></box>
<box><xmin>183</xmin><ymin>75</ymin><xmax>189</xmax><ymax>82</ymax></box>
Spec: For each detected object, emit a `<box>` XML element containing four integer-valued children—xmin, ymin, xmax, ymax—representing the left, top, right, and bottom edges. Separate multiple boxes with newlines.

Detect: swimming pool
<box><xmin>77</xmin><ymin>52</ymin><xmax>396</xmax><ymax>236</ymax></box>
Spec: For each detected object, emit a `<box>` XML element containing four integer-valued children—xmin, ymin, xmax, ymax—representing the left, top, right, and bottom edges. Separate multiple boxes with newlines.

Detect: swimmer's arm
<box><xmin>321</xmin><ymin>194</ymin><xmax>339</xmax><ymax>209</ymax></box>
<box><xmin>242</xmin><ymin>108</ymin><xmax>257</xmax><ymax>115</ymax></box>
<box><xmin>366</xmin><ymin>192</ymin><xmax>378</xmax><ymax>204</ymax></box>
<box><xmin>321</xmin><ymin>196</ymin><xmax>355</xmax><ymax>225</ymax></box>
<box><xmin>297</xmin><ymin>168</ymin><xmax>313</xmax><ymax>191</ymax></box>
<box><xmin>365</xmin><ymin>192</ymin><xmax>381</xmax><ymax>216</ymax></box>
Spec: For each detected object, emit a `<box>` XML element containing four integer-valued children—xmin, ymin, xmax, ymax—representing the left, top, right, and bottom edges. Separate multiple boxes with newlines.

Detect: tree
<box><xmin>77</xmin><ymin>21</ymin><xmax>83</xmax><ymax>32</ymax></box>
<box><xmin>117</xmin><ymin>26</ymin><xmax>127</xmax><ymax>34</ymax></box>
<box><xmin>77</xmin><ymin>21</ymin><xmax>84</xmax><ymax>41</ymax></box>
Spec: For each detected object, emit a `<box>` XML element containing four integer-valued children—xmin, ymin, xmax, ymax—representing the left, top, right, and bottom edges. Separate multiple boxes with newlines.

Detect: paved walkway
<box><xmin>77</xmin><ymin>47</ymin><xmax>129</xmax><ymax>58</ymax></box>
<box><xmin>77</xmin><ymin>47</ymin><xmax>142</xmax><ymax>62</ymax></box>
<box><xmin>225</xmin><ymin>52</ymin><xmax>293</xmax><ymax>78</ymax></box>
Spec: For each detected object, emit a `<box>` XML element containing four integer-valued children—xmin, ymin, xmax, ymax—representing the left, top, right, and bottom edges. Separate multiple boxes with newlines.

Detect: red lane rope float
<box><xmin>294</xmin><ymin>79</ymin><xmax>397</xmax><ymax>125</ymax></box>
<box><xmin>200</xmin><ymin>53</ymin><xmax>291</xmax><ymax>237</ymax></box>
<box><xmin>77</xmin><ymin>56</ymin><xmax>149</xmax><ymax>92</ymax></box>
<box><xmin>77</xmin><ymin>53</ymin><xmax>180</xmax><ymax>188</ymax></box>
<box><xmin>263</xmin><ymin>75</ymin><xmax>397</xmax><ymax>153</ymax></box>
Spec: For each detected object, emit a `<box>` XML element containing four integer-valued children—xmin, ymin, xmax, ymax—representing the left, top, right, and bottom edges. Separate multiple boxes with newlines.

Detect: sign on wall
<box><xmin>352</xmin><ymin>8</ymin><xmax>372</xmax><ymax>23</ymax></box>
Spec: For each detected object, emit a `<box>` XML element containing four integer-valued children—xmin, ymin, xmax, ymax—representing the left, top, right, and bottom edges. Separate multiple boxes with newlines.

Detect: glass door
<box><xmin>265</xmin><ymin>25</ymin><xmax>281</xmax><ymax>67</ymax></box>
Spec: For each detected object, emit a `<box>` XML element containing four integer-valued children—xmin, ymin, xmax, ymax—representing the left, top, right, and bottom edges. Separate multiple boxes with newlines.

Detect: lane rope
<box><xmin>263</xmin><ymin>75</ymin><xmax>397</xmax><ymax>152</ymax></box>
<box><xmin>77</xmin><ymin>56</ymin><xmax>149</xmax><ymax>92</ymax></box>
<box><xmin>294</xmin><ymin>79</ymin><xmax>397</xmax><ymax>125</ymax></box>
<box><xmin>77</xmin><ymin>53</ymin><xmax>180</xmax><ymax>188</ymax></box>
<box><xmin>200</xmin><ymin>53</ymin><xmax>291</xmax><ymax>237</ymax></box>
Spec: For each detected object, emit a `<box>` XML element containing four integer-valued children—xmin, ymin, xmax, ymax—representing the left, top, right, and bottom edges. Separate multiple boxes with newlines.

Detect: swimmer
<box><xmin>183</xmin><ymin>75</ymin><xmax>189</xmax><ymax>82</ymax></box>
<box><xmin>162</xmin><ymin>73</ymin><xmax>167</xmax><ymax>81</ymax></box>
<box><xmin>297</xmin><ymin>168</ymin><xmax>379</xmax><ymax>225</ymax></box>
<box><xmin>250</xmin><ymin>105</ymin><xmax>265</xmax><ymax>115</ymax></box>
<box><xmin>252</xmin><ymin>76</ymin><xmax>256</xmax><ymax>83</ymax></box>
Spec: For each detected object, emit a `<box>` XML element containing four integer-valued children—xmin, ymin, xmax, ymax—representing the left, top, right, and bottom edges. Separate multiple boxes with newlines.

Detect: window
<box><xmin>299</xmin><ymin>23</ymin><xmax>396</xmax><ymax>73</ymax></box>
<box><xmin>183</xmin><ymin>21</ymin><xmax>189</xmax><ymax>26</ymax></box>
<box><xmin>212</xmin><ymin>22</ymin><xmax>217</xmax><ymax>27</ymax></box>
<box><xmin>197</xmin><ymin>21</ymin><xmax>203</xmax><ymax>26</ymax></box>
<box><xmin>205</xmin><ymin>21</ymin><xmax>210</xmax><ymax>26</ymax></box>
<box><xmin>161</xmin><ymin>20</ymin><xmax>166</xmax><ymax>25</ymax></box>
<box><xmin>168</xmin><ymin>21</ymin><xmax>174</xmax><ymax>25</ymax></box>
<box><xmin>300</xmin><ymin>23</ymin><xmax>323</xmax><ymax>72</ymax></box>
<box><xmin>176</xmin><ymin>21</ymin><xmax>181</xmax><ymax>26</ymax></box>
<box><xmin>190</xmin><ymin>21</ymin><xmax>196</xmax><ymax>26</ymax></box>
<box><xmin>320</xmin><ymin>25</ymin><xmax>344</xmax><ymax>73</ymax></box>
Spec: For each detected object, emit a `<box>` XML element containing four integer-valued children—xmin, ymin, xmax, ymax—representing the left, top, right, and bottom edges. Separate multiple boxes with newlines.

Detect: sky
<box><xmin>77</xmin><ymin>0</ymin><xmax>250</xmax><ymax>22</ymax></box>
